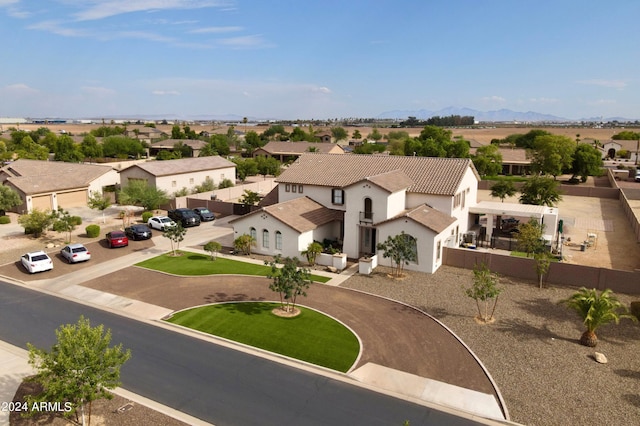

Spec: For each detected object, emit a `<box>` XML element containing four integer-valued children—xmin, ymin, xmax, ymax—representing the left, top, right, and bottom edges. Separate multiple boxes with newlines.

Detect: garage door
<box><xmin>32</xmin><ymin>194</ymin><xmax>52</xmax><ymax>211</ymax></box>
<box><xmin>57</xmin><ymin>190</ymin><xmax>88</xmax><ymax>208</ymax></box>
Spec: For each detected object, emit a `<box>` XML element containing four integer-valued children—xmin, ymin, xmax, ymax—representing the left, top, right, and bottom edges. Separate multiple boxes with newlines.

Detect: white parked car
<box><xmin>60</xmin><ymin>243</ymin><xmax>91</xmax><ymax>263</ymax></box>
<box><xmin>21</xmin><ymin>251</ymin><xmax>54</xmax><ymax>274</ymax></box>
<box><xmin>147</xmin><ymin>215</ymin><xmax>177</xmax><ymax>231</ymax></box>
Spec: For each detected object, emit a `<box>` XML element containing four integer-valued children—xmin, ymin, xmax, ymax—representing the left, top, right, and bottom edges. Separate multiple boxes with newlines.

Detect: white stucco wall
<box><xmin>88</xmin><ymin>169</ymin><xmax>120</xmax><ymax>193</ymax></box>
<box><xmin>155</xmin><ymin>166</ymin><xmax>235</xmax><ymax>194</ymax></box>
<box><xmin>376</xmin><ymin>217</ymin><xmax>457</xmax><ymax>274</ymax></box>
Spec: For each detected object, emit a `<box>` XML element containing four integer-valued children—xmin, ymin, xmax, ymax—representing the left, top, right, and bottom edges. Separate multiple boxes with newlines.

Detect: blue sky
<box><xmin>1</xmin><ymin>0</ymin><xmax>639</xmax><ymax>120</ymax></box>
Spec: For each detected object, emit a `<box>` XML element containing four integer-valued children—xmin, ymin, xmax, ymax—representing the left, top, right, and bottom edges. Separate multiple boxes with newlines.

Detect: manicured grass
<box><xmin>166</xmin><ymin>302</ymin><xmax>359</xmax><ymax>372</ymax></box>
<box><xmin>135</xmin><ymin>251</ymin><xmax>331</xmax><ymax>283</ymax></box>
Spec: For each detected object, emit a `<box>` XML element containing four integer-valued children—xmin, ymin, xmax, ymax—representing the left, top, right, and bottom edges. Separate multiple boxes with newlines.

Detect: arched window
<box><xmin>363</xmin><ymin>197</ymin><xmax>373</xmax><ymax>220</ymax></box>
<box><xmin>262</xmin><ymin>229</ymin><xmax>269</xmax><ymax>248</ymax></box>
<box><xmin>250</xmin><ymin>227</ymin><xmax>257</xmax><ymax>241</ymax></box>
<box><xmin>403</xmin><ymin>233</ymin><xmax>418</xmax><ymax>263</ymax></box>
<box><xmin>275</xmin><ymin>231</ymin><xmax>282</xmax><ymax>250</ymax></box>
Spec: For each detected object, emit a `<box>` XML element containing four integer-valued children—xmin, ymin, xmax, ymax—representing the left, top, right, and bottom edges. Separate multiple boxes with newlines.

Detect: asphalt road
<box><xmin>0</xmin><ymin>281</ymin><xmax>489</xmax><ymax>426</ymax></box>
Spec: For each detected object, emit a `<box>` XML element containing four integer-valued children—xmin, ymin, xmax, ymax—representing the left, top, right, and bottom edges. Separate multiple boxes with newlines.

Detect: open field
<box><xmin>4</xmin><ymin>122</ymin><xmax>630</xmax><ymax>145</ymax></box>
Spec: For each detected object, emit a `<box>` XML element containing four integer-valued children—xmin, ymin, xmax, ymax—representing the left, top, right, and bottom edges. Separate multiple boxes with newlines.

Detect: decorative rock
<box><xmin>594</xmin><ymin>352</ymin><xmax>608</xmax><ymax>364</ymax></box>
<box><xmin>326</xmin><ymin>266</ymin><xmax>338</xmax><ymax>273</ymax></box>
<box><xmin>45</xmin><ymin>243</ymin><xmax>55</xmax><ymax>249</ymax></box>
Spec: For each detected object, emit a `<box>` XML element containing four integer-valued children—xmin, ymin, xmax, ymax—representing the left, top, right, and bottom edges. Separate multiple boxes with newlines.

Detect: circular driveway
<box><xmin>80</xmin><ymin>266</ymin><xmax>500</xmax><ymax>400</ymax></box>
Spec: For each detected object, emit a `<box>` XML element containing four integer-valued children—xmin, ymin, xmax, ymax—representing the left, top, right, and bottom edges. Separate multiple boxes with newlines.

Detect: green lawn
<box><xmin>166</xmin><ymin>302</ymin><xmax>360</xmax><ymax>372</ymax></box>
<box><xmin>135</xmin><ymin>251</ymin><xmax>331</xmax><ymax>283</ymax></box>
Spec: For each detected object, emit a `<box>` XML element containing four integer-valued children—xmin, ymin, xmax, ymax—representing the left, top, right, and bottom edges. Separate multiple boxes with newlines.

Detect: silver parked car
<box><xmin>60</xmin><ymin>243</ymin><xmax>91</xmax><ymax>263</ymax></box>
<box><xmin>21</xmin><ymin>251</ymin><xmax>54</xmax><ymax>274</ymax></box>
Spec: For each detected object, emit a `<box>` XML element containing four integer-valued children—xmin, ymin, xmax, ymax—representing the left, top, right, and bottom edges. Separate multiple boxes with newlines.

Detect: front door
<box><xmin>360</xmin><ymin>226</ymin><xmax>376</xmax><ymax>256</ymax></box>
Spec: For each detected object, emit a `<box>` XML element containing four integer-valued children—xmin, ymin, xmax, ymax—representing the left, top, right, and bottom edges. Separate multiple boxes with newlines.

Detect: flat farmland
<box><xmin>7</xmin><ymin>122</ymin><xmax>629</xmax><ymax>145</ymax></box>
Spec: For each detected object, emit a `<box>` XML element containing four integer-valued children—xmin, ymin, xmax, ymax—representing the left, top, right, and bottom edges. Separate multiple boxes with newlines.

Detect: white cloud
<box><xmin>529</xmin><ymin>97</ymin><xmax>559</xmax><ymax>104</ymax></box>
<box><xmin>152</xmin><ymin>90</ymin><xmax>180</xmax><ymax>96</ymax></box>
<box><xmin>481</xmin><ymin>95</ymin><xmax>506</xmax><ymax>103</ymax></box>
<box><xmin>312</xmin><ymin>86</ymin><xmax>331</xmax><ymax>94</ymax></box>
<box><xmin>577</xmin><ymin>79</ymin><xmax>628</xmax><ymax>89</ymax></box>
<box><xmin>217</xmin><ymin>34</ymin><xmax>274</xmax><ymax>48</ymax></box>
<box><xmin>190</xmin><ymin>26</ymin><xmax>242</xmax><ymax>34</ymax></box>
<box><xmin>81</xmin><ymin>86</ymin><xmax>116</xmax><ymax>97</ymax></box>
<box><xmin>587</xmin><ymin>99</ymin><xmax>617</xmax><ymax>106</ymax></box>
<box><xmin>71</xmin><ymin>0</ymin><xmax>231</xmax><ymax>22</ymax></box>
<box><xmin>28</xmin><ymin>20</ymin><xmax>90</xmax><ymax>37</ymax></box>
<box><xmin>2</xmin><ymin>83</ymin><xmax>39</xmax><ymax>95</ymax></box>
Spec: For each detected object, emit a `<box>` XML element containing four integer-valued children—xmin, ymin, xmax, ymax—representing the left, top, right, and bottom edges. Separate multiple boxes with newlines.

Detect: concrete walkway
<box><xmin>0</xmin><ymin>220</ymin><xmax>515</xmax><ymax>425</ymax></box>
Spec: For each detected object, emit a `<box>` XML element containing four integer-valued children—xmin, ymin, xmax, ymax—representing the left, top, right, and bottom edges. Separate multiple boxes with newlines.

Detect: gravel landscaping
<box><xmin>341</xmin><ymin>265</ymin><xmax>640</xmax><ymax>426</ymax></box>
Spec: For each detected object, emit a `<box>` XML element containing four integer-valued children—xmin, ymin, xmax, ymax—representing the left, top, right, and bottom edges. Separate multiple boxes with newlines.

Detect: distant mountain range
<box><xmin>376</xmin><ymin>107</ymin><xmax>636</xmax><ymax>123</ymax></box>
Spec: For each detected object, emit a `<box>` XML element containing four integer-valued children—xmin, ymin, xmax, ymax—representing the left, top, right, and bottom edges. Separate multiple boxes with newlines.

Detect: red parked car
<box><xmin>105</xmin><ymin>230</ymin><xmax>129</xmax><ymax>248</ymax></box>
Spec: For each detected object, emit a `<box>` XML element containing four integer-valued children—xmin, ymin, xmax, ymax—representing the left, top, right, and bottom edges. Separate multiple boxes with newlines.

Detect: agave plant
<box><xmin>561</xmin><ymin>287</ymin><xmax>635</xmax><ymax>347</ymax></box>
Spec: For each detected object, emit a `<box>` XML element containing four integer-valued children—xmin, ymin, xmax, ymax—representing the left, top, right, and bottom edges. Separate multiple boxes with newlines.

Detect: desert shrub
<box><xmin>631</xmin><ymin>301</ymin><xmax>640</xmax><ymax>321</ymax></box>
<box><xmin>218</xmin><ymin>178</ymin><xmax>234</xmax><ymax>189</ymax></box>
<box><xmin>70</xmin><ymin>216</ymin><xmax>83</xmax><ymax>226</ymax></box>
<box><xmin>141</xmin><ymin>211</ymin><xmax>154</xmax><ymax>223</ymax></box>
<box><xmin>85</xmin><ymin>224</ymin><xmax>100</xmax><ymax>238</ymax></box>
<box><xmin>0</xmin><ymin>216</ymin><xmax>10</xmax><ymax>224</ymax></box>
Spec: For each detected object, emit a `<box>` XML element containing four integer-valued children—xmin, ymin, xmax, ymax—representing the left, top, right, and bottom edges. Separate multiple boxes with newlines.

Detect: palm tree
<box><xmin>561</xmin><ymin>288</ymin><xmax>635</xmax><ymax>347</ymax></box>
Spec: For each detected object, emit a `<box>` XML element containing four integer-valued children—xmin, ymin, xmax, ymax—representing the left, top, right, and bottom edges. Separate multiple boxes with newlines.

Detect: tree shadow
<box><xmin>495</xmin><ymin>318</ymin><xmax>575</xmax><ymax>344</ymax></box>
<box><xmin>203</xmin><ymin>292</ymin><xmax>265</xmax><ymax>303</ymax></box>
<box><xmin>513</xmin><ymin>297</ymin><xmax>575</xmax><ymax>323</ymax></box>
<box><xmin>622</xmin><ymin>393</ymin><xmax>640</xmax><ymax>409</ymax></box>
<box><xmin>614</xmin><ymin>369</ymin><xmax>640</xmax><ymax>380</ymax></box>
<box><xmin>215</xmin><ymin>301</ymin><xmax>273</xmax><ymax>316</ymax></box>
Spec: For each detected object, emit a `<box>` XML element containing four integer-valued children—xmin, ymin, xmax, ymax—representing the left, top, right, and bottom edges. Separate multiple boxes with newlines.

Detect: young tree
<box><xmin>464</xmin><ymin>263</ymin><xmax>502</xmax><ymax>323</ymax></box>
<box><xmin>87</xmin><ymin>190</ymin><xmax>112</xmax><ymax>223</ymax></box>
<box><xmin>163</xmin><ymin>223</ymin><xmax>187</xmax><ymax>256</ymax></box>
<box><xmin>0</xmin><ymin>185</ymin><xmax>22</xmax><ymax>213</ymax></box>
<box><xmin>18</xmin><ymin>208</ymin><xmax>54</xmax><ymax>237</ymax></box>
<box><xmin>53</xmin><ymin>135</ymin><xmax>84</xmax><ymax>162</ymax></box>
<box><xmin>51</xmin><ymin>207</ymin><xmax>77</xmax><ymax>243</ymax></box>
<box><xmin>233</xmin><ymin>233</ymin><xmax>256</xmax><ymax>255</ymax></box>
<box><xmin>490</xmin><ymin>180</ymin><xmax>517</xmax><ymax>202</ymax></box>
<box><xmin>352</xmin><ymin>129</ymin><xmax>362</xmax><ymax>140</ymax></box>
<box><xmin>233</xmin><ymin>158</ymin><xmax>259</xmax><ymax>182</ymax></box>
<box><xmin>376</xmin><ymin>231</ymin><xmax>417</xmax><ymax>278</ymax></box>
<box><xmin>367</xmin><ymin>127</ymin><xmax>383</xmax><ymax>142</ymax></box>
<box><xmin>256</xmin><ymin>156</ymin><xmax>281</xmax><ymax>177</ymax></box>
<box><xmin>519</xmin><ymin>176</ymin><xmax>562</xmax><ymax>206</ymax></box>
<box><xmin>516</xmin><ymin>218</ymin><xmax>545</xmax><ymax>257</ymax></box>
<box><xmin>239</xmin><ymin>189</ymin><xmax>261</xmax><ymax>206</ymax></box>
<box><xmin>534</xmin><ymin>251</ymin><xmax>553</xmax><ymax>289</ymax></box>
<box><xmin>118</xmin><ymin>180</ymin><xmax>169</xmax><ymax>211</ymax></box>
<box><xmin>204</xmin><ymin>240</ymin><xmax>222</xmax><ymax>260</ymax></box>
<box><xmin>561</xmin><ymin>288</ymin><xmax>636</xmax><ymax>347</ymax></box>
<box><xmin>81</xmin><ymin>134</ymin><xmax>103</xmax><ymax>163</ymax></box>
<box><xmin>265</xmin><ymin>255</ymin><xmax>312</xmax><ymax>313</ymax></box>
<box><xmin>301</xmin><ymin>241</ymin><xmax>323</xmax><ymax>266</ymax></box>
<box><xmin>26</xmin><ymin>316</ymin><xmax>131</xmax><ymax>426</ymax></box>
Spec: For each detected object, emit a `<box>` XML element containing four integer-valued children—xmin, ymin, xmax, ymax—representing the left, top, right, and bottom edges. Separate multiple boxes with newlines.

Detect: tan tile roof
<box><xmin>1</xmin><ymin>159</ymin><xmax>113</xmax><ymax>194</ymax></box>
<box><xmin>232</xmin><ymin>196</ymin><xmax>342</xmax><ymax>233</ymax></box>
<box><xmin>123</xmin><ymin>156</ymin><xmax>235</xmax><ymax>177</ymax></box>
<box><xmin>260</xmin><ymin>141</ymin><xmax>344</xmax><ymax>155</ymax></box>
<box><xmin>277</xmin><ymin>153</ymin><xmax>477</xmax><ymax>196</ymax></box>
<box><xmin>149</xmin><ymin>139</ymin><xmax>207</xmax><ymax>149</ymax></box>
<box><xmin>358</xmin><ymin>170</ymin><xmax>414</xmax><ymax>193</ymax></box>
<box><xmin>378</xmin><ymin>204</ymin><xmax>456</xmax><ymax>234</ymax></box>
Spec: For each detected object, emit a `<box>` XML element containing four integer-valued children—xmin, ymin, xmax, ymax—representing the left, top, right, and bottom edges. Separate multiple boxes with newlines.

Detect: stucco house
<box><xmin>231</xmin><ymin>153</ymin><xmax>480</xmax><ymax>274</ymax></box>
<box><xmin>0</xmin><ymin>159</ymin><xmax>119</xmax><ymax>213</ymax></box>
<box><xmin>119</xmin><ymin>156</ymin><xmax>236</xmax><ymax>195</ymax></box>
<box><xmin>253</xmin><ymin>141</ymin><xmax>344</xmax><ymax>162</ymax></box>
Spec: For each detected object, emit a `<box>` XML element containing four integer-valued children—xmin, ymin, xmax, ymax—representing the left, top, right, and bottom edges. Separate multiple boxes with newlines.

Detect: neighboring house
<box><xmin>124</xmin><ymin>126</ymin><xmax>167</xmax><ymax>144</ymax></box>
<box><xmin>148</xmin><ymin>139</ymin><xmax>207</xmax><ymax>158</ymax></box>
<box><xmin>253</xmin><ymin>141</ymin><xmax>344</xmax><ymax>162</ymax></box>
<box><xmin>597</xmin><ymin>139</ymin><xmax>640</xmax><ymax>162</ymax></box>
<box><xmin>119</xmin><ymin>156</ymin><xmax>236</xmax><ymax>195</ymax></box>
<box><xmin>0</xmin><ymin>159</ymin><xmax>118</xmax><ymax>213</ymax></box>
<box><xmin>231</xmin><ymin>153</ymin><xmax>480</xmax><ymax>274</ymax></box>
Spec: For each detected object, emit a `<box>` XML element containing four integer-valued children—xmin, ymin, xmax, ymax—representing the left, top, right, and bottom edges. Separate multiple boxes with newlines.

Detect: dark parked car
<box><xmin>125</xmin><ymin>224</ymin><xmax>153</xmax><ymax>240</ymax></box>
<box><xmin>167</xmin><ymin>208</ymin><xmax>201</xmax><ymax>227</ymax></box>
<box><xmin>192</xmin><ymin>207</ymin><xmax>215</xmax><ymax>222</ymax></box>
<box><xmin>105</xmin><ymin>231</ymin><xmax>129</xmax><ymax>248</ymax></box>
